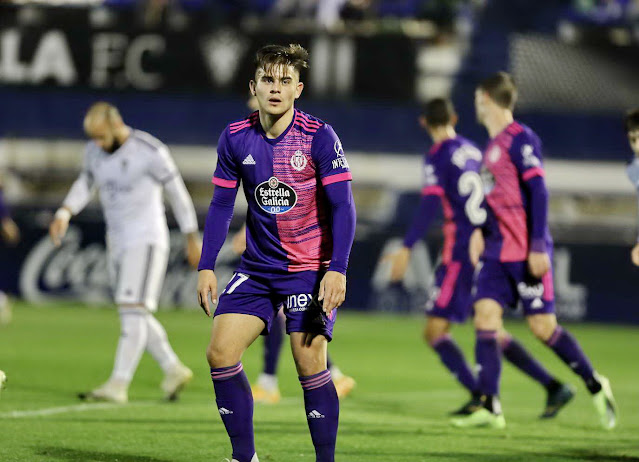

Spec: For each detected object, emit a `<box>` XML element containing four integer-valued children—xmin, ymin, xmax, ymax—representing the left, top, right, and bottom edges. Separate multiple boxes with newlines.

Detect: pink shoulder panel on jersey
<box><xmin>296</xmin><ymin>112</ymin><xmax>322</xmax><ymax>133</ymax></box>
<box><xmin>229</xmin><ymin>113</ymin><xmax>259</xmax><ymax>135</ymax></box>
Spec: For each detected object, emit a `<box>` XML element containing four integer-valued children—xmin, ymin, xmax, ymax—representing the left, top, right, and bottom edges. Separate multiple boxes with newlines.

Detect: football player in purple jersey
<box><xmin>387</xmin><ymin>98</ymin><xmax>572</xmax><ymax>419</ymax></box>
<box><xmin>197</xmin><ymin>44</ymin><xmax>356</xmax><ymax>462</ymax></box>
<box><xmin>452</xmin><ymin>72</ymin><xmax>616</xmax><ymax>430</ymax></box>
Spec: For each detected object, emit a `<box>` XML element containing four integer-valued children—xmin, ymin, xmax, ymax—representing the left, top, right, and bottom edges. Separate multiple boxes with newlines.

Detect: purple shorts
<box><xmin>214</xmin><ymin>270</ymin><xmax>337</xmax><ymax>341</ymax></box>
<box><xmin>426</xmin><ymin>260</ymin><xmax>474</xmax><ymax>324</ymax></box>
<box><xmin>473</xmin><ymin>258</ymin><xmax>555</xmax><ymax>316</ymax></box>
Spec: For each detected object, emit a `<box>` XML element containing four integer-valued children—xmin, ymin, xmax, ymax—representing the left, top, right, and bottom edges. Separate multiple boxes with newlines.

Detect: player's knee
<box><xmin>206</xmin><ymin>341</ymin><xmax>238</xmax><ymax>368</ymax></box>
<box><xmin>294</xmin><ymin>354</ymin><xmax>325</xmax><ymax>377</ymax></box>
<box><xmin>473</xmin><ymin>300</ymin><xmax>502</xmax><ymax>330</ymax></box>
<box><xmin>424</xmin><ymin>318</ymin><xmax>449</xmax><ymax>346</ymax></box>
<box><xmin>527</xmin><ymin>314</ymin><xmax>556</xmax><ymax>342</ymax></box>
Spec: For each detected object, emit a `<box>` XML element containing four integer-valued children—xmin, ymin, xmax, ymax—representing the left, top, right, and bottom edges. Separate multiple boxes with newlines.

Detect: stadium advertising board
<box><xmin>3</xmin><ymin>206</ymin><xmax>639</xmax><ymax>324</ymax></box>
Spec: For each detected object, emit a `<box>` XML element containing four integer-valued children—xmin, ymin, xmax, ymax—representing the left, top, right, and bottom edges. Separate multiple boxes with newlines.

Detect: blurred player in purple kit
<box><xmin>230</xmin><ymin>225</ymin><xmax>356</xmax><ymax>404</ymax></box>
<box><xmin>387</xmin><ymin>98</ymin><xmax>572</xmax><ymax>418</ymax></box>
<box><xmin>452</xmin><ymin>72</ymin><xmax>617</xmax><ymax>429</ymax></box>
<box><xmin>624</xmin><ymin>109</ymin><xmax>639</xmax><ymax>266</ymax></box>
<box><xmin>197</xmin><ymin>44</ymin><xmax>356</xmax><ymax>462</ymax></box>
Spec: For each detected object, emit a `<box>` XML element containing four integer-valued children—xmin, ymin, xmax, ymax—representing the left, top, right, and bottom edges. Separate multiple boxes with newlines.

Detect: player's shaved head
<box><xmin>84</xmin><ymin>102</ymin><xmax>123</xmax><ymax>133</ymax></box>
<box><xmin>254</xmin><ymin>44</ymin><xmax>309</xmax><ymax>80</ymax></box>
<box><xmin>422</xmin><ymin>98</ymin><xmax>457</xmax><ymax>128</ymax></box>
<box><xmin>84</xmin><ymin>102</ymin><xmax>128</xmax><ymax>153</ymax></box>
<box><xmin>478</xmin><ymin>72</ymin><xmax>518</xmax><ymax>111</ymax></box>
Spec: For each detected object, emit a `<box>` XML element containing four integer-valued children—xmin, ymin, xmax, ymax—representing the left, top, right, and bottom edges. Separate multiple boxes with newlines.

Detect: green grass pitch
<box><xmin>1</xmin><ymin>301</ymin><xmax>638</xmax><ymax>461</ymax></box>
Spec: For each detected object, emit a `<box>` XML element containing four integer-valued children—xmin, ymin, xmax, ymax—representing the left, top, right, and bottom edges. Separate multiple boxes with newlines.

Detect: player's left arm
<box><xmin>312</xmin><ymin>124</ymin><xmax>356</xmax><ymax>313</ymax></box>
<box><xmin>512</xmin><ymin>133</ymin><xmax>550</xmax><ymax>278</ymax></box>
<box><xmin>151</xmin><ymin>146</ymin><xmax>201</xmax><ymax>268</ymax></box>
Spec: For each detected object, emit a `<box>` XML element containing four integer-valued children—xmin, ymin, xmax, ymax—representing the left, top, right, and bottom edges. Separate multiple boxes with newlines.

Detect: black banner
<box><xmin>0</xmin><ymin>5</ymin><xmax>416</xmax><ymax>99</ymax></box>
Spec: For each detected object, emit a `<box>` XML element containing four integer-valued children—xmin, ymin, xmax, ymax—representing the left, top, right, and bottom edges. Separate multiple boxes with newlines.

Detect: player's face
<box><xmin>85</xmin><ymin>118</ymin><xmax>117</xmax><ymax>153</ymax></box>
<box><xmin>251</xmin><ymin>65</ymin><xmax>303</xmax><ymax>117</ymax></box>
<box><xmin>629</xmin><ymin>129</ymin><xmax>639</xmax><ymax>156</ymax></box>
<box><xmin>475</xmin><ymin>89</ymin><xmax>488</xmax><ymax>124</ymax></box>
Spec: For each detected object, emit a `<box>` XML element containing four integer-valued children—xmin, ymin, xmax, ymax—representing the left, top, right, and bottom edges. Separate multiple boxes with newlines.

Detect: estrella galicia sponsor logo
<box><xmin>255</xmin><ymin>176</ymin><xmax>297</xmax><ymax>214</ymax></box>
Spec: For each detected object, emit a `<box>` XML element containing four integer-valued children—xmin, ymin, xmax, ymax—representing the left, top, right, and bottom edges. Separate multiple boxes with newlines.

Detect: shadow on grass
<box><xmin>36</xmin><ymin>446</ymin><xmax>172</xmax><ymax>462</ymax></box>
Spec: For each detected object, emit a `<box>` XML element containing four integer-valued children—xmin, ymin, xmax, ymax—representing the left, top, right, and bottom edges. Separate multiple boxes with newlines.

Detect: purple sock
<box><xmin>500</xmin><ymin>334</ymin><xmax>554</xmax><ymax>387</ymax></box>
<box><xmin>431</xmin><ymin>334</ymin><xmax>478</xmax><ymax>393</ymax></box>
<box><xmin>299</xmin><ymin>370</ymin><xmax>339</xmax><ymax>462</ymax></box>
<box><xmin>546</xmin><ymin>326</ymin><xmax>600</xmax><ymax>393</ymax></box>
<box><xmin>211</xmin><ymin>363</ymin><xmax>255</xmax><ymax>462</ymax></box>
<box><xmin>264</xmin><ymin>315</ymin><xmax>284</xmax><ymax>376</ymax></box>
<box><xmin>475</xmin><ymin>330</ymin><xmax>501</xmax><ymax>398</ymax></box>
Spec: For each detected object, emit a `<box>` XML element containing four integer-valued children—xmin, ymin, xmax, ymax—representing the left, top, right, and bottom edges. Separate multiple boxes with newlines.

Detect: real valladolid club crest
<box><xmin>290</xmin><ymin>150</ymin><xmax>307</xmax><ymax>171</ymax></box>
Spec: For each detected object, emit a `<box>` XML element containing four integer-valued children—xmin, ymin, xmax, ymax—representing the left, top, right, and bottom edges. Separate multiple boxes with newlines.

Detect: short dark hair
<box><xmin>624</xmin><ymin>108</ymin><xmax>639</xmax><ymax>134</ymax></box>
<box><xmin>422</xmin><ymin>98</ymin><xmax>456</xmax><ymax>127</ymax></box>
<box><xmin>254</xmin><ymin>44</ymin><xmax>309</xmax><ymax>79</ymax></box>
<box><xmin>478</xmin><ymin>71</ymin><xmax>518</xmax><ymax>110</ymax></box>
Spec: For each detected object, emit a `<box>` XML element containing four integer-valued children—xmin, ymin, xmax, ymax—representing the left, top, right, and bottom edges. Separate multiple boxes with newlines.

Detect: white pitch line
<box><xmin>0</xmin><ymin>401</ymin><xmax>152</xmax><ymax>419</ymax></box>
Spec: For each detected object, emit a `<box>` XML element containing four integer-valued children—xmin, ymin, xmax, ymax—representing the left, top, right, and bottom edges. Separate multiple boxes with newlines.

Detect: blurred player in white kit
<box><xmin>49</xmin><ymin>102</ymin><xmax>201</xmax><ymax>403</ymax></box>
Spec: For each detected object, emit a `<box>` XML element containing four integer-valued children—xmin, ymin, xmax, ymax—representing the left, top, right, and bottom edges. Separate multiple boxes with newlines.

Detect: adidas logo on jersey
<box><xmin>243</xmin><ymin>154</ymin><xmax>256</xmax><ymax>165</ymax></box>
<box><xmin>307</xmin><ymin>410</ymin><xmax>325</xmax><ymax>419</ymax></box>
<box><xmin>219</xmin><ymin>407</ymin><xmax>234</xmax><ymax>415</ymax></box>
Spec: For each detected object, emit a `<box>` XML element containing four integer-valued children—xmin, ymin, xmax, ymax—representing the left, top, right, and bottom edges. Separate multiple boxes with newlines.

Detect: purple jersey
<box><xmin>212</xmin><ymin>110</ymin><xmax>352</xmax><ymax>275</ymax></box>
<box><xmin>481</xmin><ymin>121</ymin><xmax>552</xmax><ymax>262</ymax></box>
<box><xmin>422</xmin><ymin>136</ymin><xmax>483</xmax><ymax>264</ymax></box>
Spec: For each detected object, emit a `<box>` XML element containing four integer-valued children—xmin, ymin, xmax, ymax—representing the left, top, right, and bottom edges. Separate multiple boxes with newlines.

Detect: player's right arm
<box><xmin>197</xmin><ymin>128</ymin><xmax>239</xmax><ymax>316</ymax></box>
<box><xmin>511</xmin><ymin>132</ymin><xmax>550</xmax><ymax>277</ymax></box>
<box><xmin>49</xmin><ymin>146</ymin><xmax>96</xmax><ymax>247</ymax></box>
<box><xmin>385</xmin><ymin>155</ymin><xmax>443</xmax><ymax>282</ymax></box>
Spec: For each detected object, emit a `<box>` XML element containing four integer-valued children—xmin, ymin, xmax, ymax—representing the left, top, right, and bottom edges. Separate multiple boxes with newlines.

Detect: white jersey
<box><xmin>63</xmin><ymin>129</ymin><xmax>198</xmax><ymax>253</ymax></box>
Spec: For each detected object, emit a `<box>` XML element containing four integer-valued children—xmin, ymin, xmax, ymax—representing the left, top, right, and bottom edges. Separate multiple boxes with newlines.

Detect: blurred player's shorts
<box><xmin>108</xmin><ymin>244</ymin><xmax>169</xmax><ymax>311</ymax></box>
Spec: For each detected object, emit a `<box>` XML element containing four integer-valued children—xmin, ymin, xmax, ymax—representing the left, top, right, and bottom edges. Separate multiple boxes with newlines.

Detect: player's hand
<box><xmin>528</xmin><ymin>251</ymin><xmax>550</xmax><ymax>278</ymax></box>
<box><xmin>631</xmin><ymin>243</ymin><xmax>639</xmax><ymax>267</ymax></box>
<box><xmin>382</xmin><ymin>246</ymin><xmax>411</xmax><ymax>282</ymax></box>
<box><xmin>49</xmin><ymin>209</ymin><xmax>71</xmax><ymax>247</ymax></box>
<box><xmin>0</xmin><ymin>217</ymin><xmax>20</xmax><ymax>245</ymax></box>
<box><xmin>185</xmin><ymin>232</ymin><xmax>202</xmax><ymax>269</ymax></box>
<box><xmin>197</xmin><ymin>269</ymin><xmax>218</xmax><ymax>317</ymax></box>
<box><xmin>231</xmin><ymin>225</ymin><xmax>247</xmax><ymax>255</ymax></box>
<box><xmin>318</xmin><ymin>270</ymin><xmax>346</xmax><ymax>314</ymax></box>
<box><xmin>469</xmin><ymin>228</ymin><xmax>485</xmax><ymax>267</ymax></box>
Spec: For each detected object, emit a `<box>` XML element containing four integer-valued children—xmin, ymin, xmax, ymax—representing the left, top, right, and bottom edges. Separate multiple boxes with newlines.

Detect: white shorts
<box><xmin>108</xmin><ymin>244</ymin><xmax>169</xmax><ymax>312</ymax></box>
